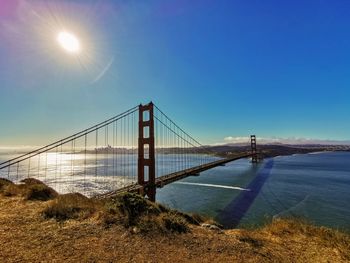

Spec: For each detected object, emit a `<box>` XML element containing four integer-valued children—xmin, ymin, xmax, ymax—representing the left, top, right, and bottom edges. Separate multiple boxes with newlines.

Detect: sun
<box><xmin>57</xmin><ymin>31</ymin><xmax>81</xmax><ymax>54</ymax></box>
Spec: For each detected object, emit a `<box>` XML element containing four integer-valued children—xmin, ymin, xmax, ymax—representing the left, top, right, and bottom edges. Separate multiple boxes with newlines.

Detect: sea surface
<box><xmin>157</xmin><ymin>152</ymin><xmax>350</xmax><ymax>230</ymax></box>
<box><xmin>1</xmin><ymin>151</ymin><xmax>349</xmax><ymax>230</ymax></box>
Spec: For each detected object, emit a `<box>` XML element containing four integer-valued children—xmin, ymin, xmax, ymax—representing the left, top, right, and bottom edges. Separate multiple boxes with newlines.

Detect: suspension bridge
<box><xmin>0</xmin><ymin>102</ymin><xmax>259</xmax><ymax>201</ymax></box>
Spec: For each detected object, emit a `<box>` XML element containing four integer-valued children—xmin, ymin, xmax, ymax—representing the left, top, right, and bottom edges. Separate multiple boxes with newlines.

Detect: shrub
<box><xmin>20</xmin><ymin>178</ymin><xmax>46</xmax><ymax>185</ymax></box>
<box><xmin>161</xmin><ymin>212</ymin><xmax>189</xmax><ymax>233</ymax></box>
<box><xmin>0</xmin><ymin>178</ymin><xmax>14</xmax><ymax>193</ymax></box>
<box><xmin>43</xmin><ymin>193</ymin><xmax>97</xmax><ymax>221</ymax></box>
<box><xmin>103</xmin><ymin>193</ymin><xmax>202</xmax><ymax>233</ymax></box>
<box><xmin>156</xmin><ymin>203</ymin><xmax>170</xmax><ymax>213</ymax></box>
<box><xmin>108</xmin><ymin>193</ymin><xmax>161</xmax><ymax>226</ymax></box>
<box><xmin>24</xmin><ymin>183</ymin><xmax>58</xmax><ymax>201</ymax></box>
<box><xmin>175</xmin><ymin>211</ymin><xmax>202</xmax><ymax>226</ymax></box>
<box><xmin>2</xmin><ymin>183</ymin><xmax>22</xmax><ymax>196</ymax></box>
<box><xmin>99</xmin><ymin>212</ymin><xmax>121</xmax><ymax>227</ymax></box>
<box><xmin>137</xmin><ymin>215</ymin><xmax>162</xmax><ymax>233</ymax></box>
<box><xmin>0</xmin><ymin>178</ymin><xmax>57</xmax><ymax>201</ymax></box>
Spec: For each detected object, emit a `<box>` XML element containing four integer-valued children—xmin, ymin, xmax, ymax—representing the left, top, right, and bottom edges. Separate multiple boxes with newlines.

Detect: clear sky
<box><xmin>0</xmin><ymin>0</ymin><xmax>349</xmax><ymax>146</ymax></box>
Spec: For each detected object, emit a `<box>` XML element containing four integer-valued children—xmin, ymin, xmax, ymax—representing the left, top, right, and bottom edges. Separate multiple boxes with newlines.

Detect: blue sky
<box><xmin>0</xmin><ymin>0</ymin><xmax>349</xmax><ymax>146</ymax></box>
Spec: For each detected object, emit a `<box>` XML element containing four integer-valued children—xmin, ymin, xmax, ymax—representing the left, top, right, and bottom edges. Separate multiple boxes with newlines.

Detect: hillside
<box><xmin>0</xmin><ymin>179</ymin><xmax>349</xmax><ymax>262</ymax></box>
<box><xmin>210</xmin><ymin>144</ymin><xmax>350</xmax><ymax>158</ymax></box>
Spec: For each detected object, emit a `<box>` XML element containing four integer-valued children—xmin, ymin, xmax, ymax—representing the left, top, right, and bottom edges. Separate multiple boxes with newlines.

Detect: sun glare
<box><xmin>57</xmin><ymin>31</ymin><xmax>81</xmax><ymax>54</ymax></box>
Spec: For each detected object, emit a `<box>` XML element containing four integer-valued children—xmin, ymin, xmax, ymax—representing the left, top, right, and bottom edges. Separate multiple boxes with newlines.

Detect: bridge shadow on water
<box><xmin>217</xmin><ymin>159</ymin><xmax>274</xmax><ymax>229</ymax></box>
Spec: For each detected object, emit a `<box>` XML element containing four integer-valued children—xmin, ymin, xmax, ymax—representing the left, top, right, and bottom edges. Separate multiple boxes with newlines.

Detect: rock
<box><xmin>131</xmin><ymin>226</ymin><xmax>140</xmax><ymax>234</ymax></box>
<box><xmin>201</xmin><ymin>223</ymin><xmax>222</xmax><ymax>232</ymax></box>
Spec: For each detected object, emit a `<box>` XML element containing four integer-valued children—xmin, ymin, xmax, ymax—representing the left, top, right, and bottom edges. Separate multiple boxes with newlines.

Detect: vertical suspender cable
<box><xmin>28</xmin><ymin>158</ymin><xmax>31</xmax><ymax>178</ymax></box>
<box><xmin>84</xmin><ymin>133</ymin><xmax>87</xmax><ymax>195</ymax></box>
<box><xmin>95</xmin><ymin>129</ymin><xmax>98</xmax><ymax>182</ymax></box>
<box><xmin>16</xmin><ymin>162</ymin><xmax>19</xmax><ymax>182</ymax></box>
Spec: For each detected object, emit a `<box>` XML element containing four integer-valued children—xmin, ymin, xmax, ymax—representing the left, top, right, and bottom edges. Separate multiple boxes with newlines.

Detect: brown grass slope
<box><xmin>0</xmin><ymin>179</ymin><xmax>349</xmax><ymax>262</ymax></box>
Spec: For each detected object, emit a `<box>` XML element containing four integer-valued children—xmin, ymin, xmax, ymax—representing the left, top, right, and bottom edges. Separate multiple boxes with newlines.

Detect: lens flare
<box><xmin>1</xmin><ymin>0</ymin><xmax>117</xmax><ymax>85</ymax></box>
<box><xmin>57</xmin><ymin>31</ymin><xmax>80</xmax><ymax>53</ymax></box>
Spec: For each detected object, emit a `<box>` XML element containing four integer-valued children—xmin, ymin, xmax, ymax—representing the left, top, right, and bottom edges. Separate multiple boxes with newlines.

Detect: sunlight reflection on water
<box><xmin>0</xmin><ymin>153</ymin><xmax>218</xmax><ymax>197</ymax></box>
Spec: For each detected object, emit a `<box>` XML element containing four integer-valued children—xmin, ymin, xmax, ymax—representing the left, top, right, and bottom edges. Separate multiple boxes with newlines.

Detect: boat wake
<box><xmin>173</xmin><ymin>182</ymin><xmax>250</xmax><ymax>191</ymax></box>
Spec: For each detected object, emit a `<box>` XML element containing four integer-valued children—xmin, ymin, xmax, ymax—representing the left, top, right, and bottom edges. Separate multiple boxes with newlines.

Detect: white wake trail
<box><xmin>174</xmin><ymin>182</ymin><xmax>250</xmax><ymax>191</ymax></box>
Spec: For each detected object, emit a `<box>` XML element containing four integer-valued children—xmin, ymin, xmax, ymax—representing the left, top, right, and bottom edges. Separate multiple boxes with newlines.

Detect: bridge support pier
<box><xmin>138</xmin><ymin>102</ymin><xmax>156</xmax><ymax>202</ymax></box>
<box><xmin>251</xmin><ymin>135</ymin><xmax>258</xmax><ymax>163</ymax></box>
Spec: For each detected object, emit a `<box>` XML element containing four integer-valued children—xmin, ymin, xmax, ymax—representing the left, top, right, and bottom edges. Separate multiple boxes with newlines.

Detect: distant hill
<box><xmin>205</xmin><ymin>143</ymin><xmax>350</xmax><ymax>158</ymax></box>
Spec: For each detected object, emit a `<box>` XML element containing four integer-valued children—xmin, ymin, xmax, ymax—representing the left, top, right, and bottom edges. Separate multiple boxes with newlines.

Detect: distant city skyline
<box><xmin>0</xmin><ymin>135</ymin><xmax>349</xmax><ymax>151</ymax></box>
<box><xmin>1</xmin><ymin>0</ymin><xmax>350</xmax><ymax>147</ymax></box>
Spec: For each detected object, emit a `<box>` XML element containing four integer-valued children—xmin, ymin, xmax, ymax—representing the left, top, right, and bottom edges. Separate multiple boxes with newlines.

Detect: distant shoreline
<box><xmin>1</xmin><ymin>144</ymin><xmax>349</xmax><ymax>160</ymax></box>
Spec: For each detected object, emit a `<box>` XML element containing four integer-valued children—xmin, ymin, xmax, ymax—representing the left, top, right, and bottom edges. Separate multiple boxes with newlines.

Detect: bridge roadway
<box><xmin>96</xmin><ymin>153</ymin><xmax>252</xmax><ymax>199</ymax></box>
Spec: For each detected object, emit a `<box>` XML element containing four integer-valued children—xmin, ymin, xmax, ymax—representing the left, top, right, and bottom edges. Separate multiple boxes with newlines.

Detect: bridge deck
<box><xmin>96</xmin><ymin>153</ymin><xmax>252</xmax><ymax>199</ymax></box>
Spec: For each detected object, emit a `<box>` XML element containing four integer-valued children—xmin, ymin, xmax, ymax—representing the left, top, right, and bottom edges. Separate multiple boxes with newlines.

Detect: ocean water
<box><xmin>1</xmin><ymin>151</ymin><xmax>349</xmax><ymax>231</ymax></box>
<box><xmin>0</xmin><ymin>151</ymin><xmax>218</xmax><ymax>196</ymax></box>
<box><xmin>157</xmin><ymin>152</ymin><xmax>350</xmax><ymax>231</ymax></box>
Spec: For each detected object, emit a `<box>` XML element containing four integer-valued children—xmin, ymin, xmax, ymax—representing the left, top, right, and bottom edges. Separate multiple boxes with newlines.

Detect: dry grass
<box><xmin>43</xmin><ymin>193</ymin><xmax>100</xmax><ymax>221</ymax></box>
<box><xmin>260</xmin><ymin>218</ymin><xmax>350</xmax><ymax>261</ymax></box>
<box><xmin>0</xmin><ymin>180</ymin><xmax>349</xmax><ymax>262</ymax></box>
